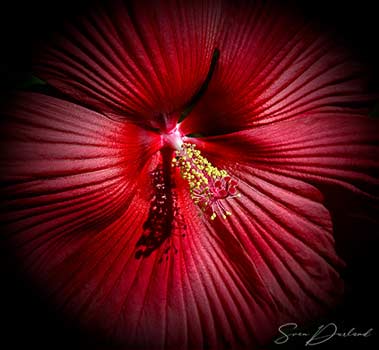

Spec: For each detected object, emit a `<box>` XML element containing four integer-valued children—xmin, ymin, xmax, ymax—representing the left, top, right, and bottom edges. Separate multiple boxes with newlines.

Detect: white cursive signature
<box><xmin>274</xmin><ymin>322</ymin><xmax>373</xmax><ymax>346</ymax></box>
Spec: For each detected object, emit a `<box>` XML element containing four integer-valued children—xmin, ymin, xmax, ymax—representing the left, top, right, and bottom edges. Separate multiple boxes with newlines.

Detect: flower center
<box><xmin>162</xmin><ymin>126</ymin><xmax>183</xmax><ymax>149</ymax></box>
<box><xmin>172</xmin><ymin>143</ymin><xmax>240</xmax><ymax>220</ymax></box>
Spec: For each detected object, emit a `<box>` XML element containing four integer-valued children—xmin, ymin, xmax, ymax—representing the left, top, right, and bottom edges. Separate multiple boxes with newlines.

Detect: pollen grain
<box><xmin>172</xmin><ymin>143</ymin><xmax>240</xmax><ymax>221</ymax></box>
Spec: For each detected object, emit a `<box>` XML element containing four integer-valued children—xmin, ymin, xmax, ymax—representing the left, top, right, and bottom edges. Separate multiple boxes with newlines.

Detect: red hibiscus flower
<box><xmin>1</xmin><ymin>0</ymin><xmax>378</xmax><ymax>349</ymax></box>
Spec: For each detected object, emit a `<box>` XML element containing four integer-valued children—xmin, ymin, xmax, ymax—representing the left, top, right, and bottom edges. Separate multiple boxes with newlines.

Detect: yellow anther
<box><xmin>173</xmin><ymin>142</ymin><xmax>239</xmax><ymax>222</ymax></box>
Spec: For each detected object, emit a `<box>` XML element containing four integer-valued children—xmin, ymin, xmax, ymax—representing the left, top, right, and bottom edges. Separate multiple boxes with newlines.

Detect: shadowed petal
<box><xmin>180</xmin><ymin>0</ymin><xmax>373</xmax><ymax>136</ymax></box>
<box><xmin>33</xmin><ymin>0</ymin><xmax>223</xmax><ymax>131</ymax></box>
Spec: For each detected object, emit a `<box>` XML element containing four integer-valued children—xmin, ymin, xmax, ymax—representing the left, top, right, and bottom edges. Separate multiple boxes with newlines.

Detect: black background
<box><xmin>0</xmin><ymin>1</ymin><xmax>378</xmax><ymax>349</ymax></box>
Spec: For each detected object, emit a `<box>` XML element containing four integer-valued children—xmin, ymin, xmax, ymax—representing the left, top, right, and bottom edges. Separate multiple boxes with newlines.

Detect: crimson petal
<box><xmin>1</xmin><ymin>92</ymin><xmax>160</xmax><ymax>263</ymax></box>
<box><xmin>0</xmin><ymin>93</ymin><xmax>272</xmax><ymax>348</ymax></box>
<box><xmin>33</xmin><ymin>0</ymin><xmax>223</xmax><ymax>131</ymax></box>
<box><xmin>171</xmin><ymin>165</ymin><xmax>345</xmax><ymax>346</ymax></box>
<box><xmin>180</xmin><ymin>1</ymin><xmax>373</xmax><ymax>136</ymax></box>
<box><xmin>0</xmin><ymin>93</ymin><xmax>270</xmax><ymax>348</ymax></box>
<box><xmin>1</xmin><ymin>93</ymin><xmax>344</xmax><ymax>349</ymax></box>
<box><xmin>196</xmin><ymin>113</ymin><xmax>379</xmax><ymax>197</ymax></box>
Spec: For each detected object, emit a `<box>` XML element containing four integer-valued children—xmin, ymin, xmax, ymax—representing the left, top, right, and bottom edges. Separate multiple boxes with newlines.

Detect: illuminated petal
<box><xmin>165</xmin><ymin>164</ymin><xmax>344</xmax><ymax>347</ymax></box>
<box><xmin>200</xmin><ymin>166</ymin><xmax>344</xmax><ymax>319</ymax></box>
<box><xmin>196</xmin><ymin>113</ymin><xmax>379</xmax><ymax>197</ymax></box>
<box><xmin>1</xmin><ymin>92</ymin><xmax>160</xmax><ymax>261</ymax></box>
<box><xmin>0</xmin><ymin>94</ymin><xmax>269</xmax><ymax>348</ymax></box>
<box><xmin>0</xmin><ymin>100</ymin><xmax>272</xmax><ymax>348</ymax></box>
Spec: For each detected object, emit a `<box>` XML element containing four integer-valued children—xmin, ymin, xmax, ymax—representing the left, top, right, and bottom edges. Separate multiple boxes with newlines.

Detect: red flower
<box><xmin>1</xmin><ymin>0</ymin><xmax>378</xmax><ymax>349</ymax></box>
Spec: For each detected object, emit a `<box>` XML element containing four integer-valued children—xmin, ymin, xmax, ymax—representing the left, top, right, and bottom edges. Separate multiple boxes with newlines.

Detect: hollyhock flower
<box><xmin>1</xmin><ymin>0</ymin><xmax>378</xmax><ymax>349</ymax></box>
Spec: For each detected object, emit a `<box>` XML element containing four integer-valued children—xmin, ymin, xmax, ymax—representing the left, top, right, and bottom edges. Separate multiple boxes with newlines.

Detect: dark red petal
<box><xmin>1</xmin><ymin>95</ymin><xmax>363</xmax><ymax>349</ymax></box>
<box><xmin>34</xmin><ymin>0</ymin><xmax>222</xmax><ymax>131</ymax></box>
<box><xmin>224</xmin><ymin>167</ymin><xmax>344</xmax><ymax>314</ymax></box>
<box><xmin>5</xmin><ymin>181</ymin><xmax>276</xmax><ymax>349</ymax></box>
<box><xmin>178</xmin><ymin>111</ymin><xmax>378</xmax><ymax>345</ymax></box>
<box><xmin>194</xmin><ymin>113</ymin><xmax>379</xmax><ymax>197</ymax></box>
<box><xmin>163</xmin><ymin>184</ymin><xmax>279</xmax><ymax>348</ymax></box>
<box><xmin>180</xmin><ymin>1</ymin><xmax>373</xmax><ymax>136</ymax></box>
<box><xmin>174</xmin><ymin>166</ymin><xmax>345</xmax><ymax>346</ymax></box>
<box><xmin>1</xmin><ymin>93</ymin><xmax>267</xmax><ymax>349</ymax></box>
<box><xmin>1</xmin><ymin>92</ymin><xmax>160</xmax><ymax>252</ymax></box>
<box><xmin>1</xmin><ymin>100</ymin><xmax>272</xmax><ymax>348</ymax></box>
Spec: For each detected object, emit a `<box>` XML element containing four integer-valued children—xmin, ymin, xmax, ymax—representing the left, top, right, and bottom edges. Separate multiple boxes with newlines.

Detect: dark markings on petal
<box><xmin>178</xmin><ymin>48</ymin><xmax>220</xmax><ymax>123</ymax></box>
<box><xmin>135</xmin><ymin>148</ymin><xmax>185</xmax><ymax>261</ymax></box>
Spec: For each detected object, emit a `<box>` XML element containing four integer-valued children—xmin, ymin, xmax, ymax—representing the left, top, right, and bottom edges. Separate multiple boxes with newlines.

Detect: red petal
<box><xmin>1</xmin><ymin>92</ymin><xmax>160</xmax><ymax>252</ymax></box>
<box><xmin>180</xmin><ymin>1</ymin><xmax>373</xmax><ymax>136</ymax></box>
<box><xmin>1</xmin><ymin>94</ymin><xmax>262</xmax><ymax>349</ymax></box>
<box><xmin>5</xmin><ymin>183</ymin><xmax>275</xmax><ymax>348</ymax></box>
<box><xmin>195</xmin><ymin>113</ymin><xmax>379</xmax><ymax>197</ymax></box>
<box><xmin>34</xmin><ymin>0</ymin><xmax>222</xmax><ymax>131</ymax></box>
<box><xmin>1</xmin><ymin>94</ymin><xmax>342</xmax><ymax>347</ymax></box>
<box><xmin>1</xmin><ymin>101</ymin><xmax>272</xmax><ymax>348</ymax></box>
<box><xmin>172</xmin><ymin>168</ymin><xmax>345</xmax><ymax>346</ymax></box>
<box><xmin>221</xmin><ymin>167</ymin><xmax>345</xmax><ymax>316</ymax></box>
